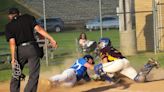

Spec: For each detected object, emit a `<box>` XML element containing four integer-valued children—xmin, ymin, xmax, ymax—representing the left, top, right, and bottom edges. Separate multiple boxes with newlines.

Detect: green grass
<box><xmin>127</xmin><ymin>52</ymin><xmax>164</xmax><ymax>71</ymax></box>
<box><xmin>0</xmin><ymin>69</ymin><xmax>11</xmax><ymax>81</ymax></box>
<box><xmin>0</xmin><ymin>35</ymin><xmax>9</xmax><ymax>53</ymax></box>
<box><xmin>47</xmin><ymin>30</ymin><xmax>119</xmax><ymax>65</ymax></box>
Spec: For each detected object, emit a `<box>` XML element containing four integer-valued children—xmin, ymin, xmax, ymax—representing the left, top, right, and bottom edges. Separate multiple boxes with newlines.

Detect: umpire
<box><xmin>5</xmin><ymin>7</ymin><xmax>57</xmax><ymax>92</ymax></box>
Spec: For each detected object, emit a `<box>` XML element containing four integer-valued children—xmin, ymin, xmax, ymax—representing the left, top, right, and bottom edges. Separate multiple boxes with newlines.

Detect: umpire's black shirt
<box><xmin>5</xmin><ymin>14</ymin><xmax>37</xmax><ymax>46</ymax></box>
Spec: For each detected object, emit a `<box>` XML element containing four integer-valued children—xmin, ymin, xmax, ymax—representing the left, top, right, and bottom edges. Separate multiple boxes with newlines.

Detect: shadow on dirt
<box><xmin>83</xmin><ymin>79</ymin><xmax>132</xmax><ymax>92</ymax></box>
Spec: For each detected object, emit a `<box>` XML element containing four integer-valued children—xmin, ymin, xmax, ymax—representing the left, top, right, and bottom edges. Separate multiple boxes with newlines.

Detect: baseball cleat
<box><xmin>148</xmin><ymin>58</ymin><xmax>160</xmax><ymax>68</ymax></box>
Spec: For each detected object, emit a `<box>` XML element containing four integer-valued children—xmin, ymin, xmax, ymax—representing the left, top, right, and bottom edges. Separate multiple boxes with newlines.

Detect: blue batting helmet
<box><xmin>83</xmin><ymin>55</ymin><xmax>94</xmax><ymax>64</ymax></box>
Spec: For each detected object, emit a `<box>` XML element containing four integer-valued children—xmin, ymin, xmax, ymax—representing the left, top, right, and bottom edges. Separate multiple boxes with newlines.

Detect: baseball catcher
<box><xmin>93</xmin><ymin>37</ymin><xmax>160</xmax><ymax>83</ymax></box>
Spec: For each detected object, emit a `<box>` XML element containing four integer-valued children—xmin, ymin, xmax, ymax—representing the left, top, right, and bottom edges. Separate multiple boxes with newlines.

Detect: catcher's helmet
<box><xmin>98</xmin><ymin>37</ymin><xmax>111</xmax><ymax>49</ymax></box>
<box><xmin>83</xmin><ymin>55</ymin><xmax>94</xmax><ymax>64</ymax></box>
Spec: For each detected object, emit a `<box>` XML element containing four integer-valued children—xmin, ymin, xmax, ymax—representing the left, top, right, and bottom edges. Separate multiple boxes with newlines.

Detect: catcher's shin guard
<box><xmin>134</xmin><ymin>58</ymin><xmax>160</xmax><ymax>82</ymax></box>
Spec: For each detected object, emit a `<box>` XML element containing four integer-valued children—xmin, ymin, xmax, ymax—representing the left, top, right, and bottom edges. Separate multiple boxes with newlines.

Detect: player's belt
<box><xmin>18</xmin><ymin>41</ymin><xmax>37</xmax><ymax>46</ymax></box>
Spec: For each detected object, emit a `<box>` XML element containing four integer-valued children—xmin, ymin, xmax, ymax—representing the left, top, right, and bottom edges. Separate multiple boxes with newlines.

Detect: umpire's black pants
<box><xmin>10</xmin><ymin>44</ymin><xmax>40</xmax><ymax>92</ymax></box>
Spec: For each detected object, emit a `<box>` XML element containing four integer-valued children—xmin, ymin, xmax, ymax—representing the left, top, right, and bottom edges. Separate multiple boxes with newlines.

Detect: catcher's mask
<box><xmin>98</xmin><ymin>37</ymin><xmax>111</xmax><ymax>49</ymax></box>
<box><xmin>12</xmin><ymin>60</ymin><xmax>26</xmax><ymax>80</ymax></box>
<box><xmin>83</xmin><ymin>55</ymin><xmax>95</xmax><ymax>64</ymax></box>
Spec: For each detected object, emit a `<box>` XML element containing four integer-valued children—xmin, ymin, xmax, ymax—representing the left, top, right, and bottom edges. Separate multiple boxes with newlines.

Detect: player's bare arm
<box><xmin>34</xmin><ymin>25</ymin><xmax>57</xmax><ymax>48</ymax></box>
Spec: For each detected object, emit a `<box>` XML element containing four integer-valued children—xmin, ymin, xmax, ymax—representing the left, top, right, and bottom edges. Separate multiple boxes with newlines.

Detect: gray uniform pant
<box><xmin>10</xmin><ymin>44</ymin><xmax>40</xmax><ymax>92</ymax></box>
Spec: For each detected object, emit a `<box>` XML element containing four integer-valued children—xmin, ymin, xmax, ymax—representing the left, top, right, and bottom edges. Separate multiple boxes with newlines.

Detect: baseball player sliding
<box><xmin>94</xmin><ymin>37</ymin><xmax>160</xmax><ymax>83</ymax></box>
<box><xmin>48</xmin><ymin>55</ymin><xmax>95</xmax><ymax>87</ymax></box>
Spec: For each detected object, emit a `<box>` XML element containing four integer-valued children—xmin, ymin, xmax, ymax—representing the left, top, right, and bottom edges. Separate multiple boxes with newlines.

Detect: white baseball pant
<box><xmin>102</xmin><ymin>58</ymin><xmax>138</xmax><ymax>80</ymax></box>
<box><xmin>49</xmin><ymin>68</ymin><xmax>77</xmax><ymax>87</ymax></box>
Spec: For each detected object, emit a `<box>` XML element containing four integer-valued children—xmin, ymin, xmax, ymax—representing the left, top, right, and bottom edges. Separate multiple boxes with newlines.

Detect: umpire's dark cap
<box><xmin>8</xmin><ymin>7</ymin><xmax>19</xmax><ymax>14</ymax></box>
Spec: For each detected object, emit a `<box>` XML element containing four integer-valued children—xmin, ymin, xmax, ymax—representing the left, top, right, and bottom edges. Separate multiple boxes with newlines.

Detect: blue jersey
<box><xmin>70</xmin><ymin>58</ymin><xmax>87</xmax><ymax>81</ymax></box>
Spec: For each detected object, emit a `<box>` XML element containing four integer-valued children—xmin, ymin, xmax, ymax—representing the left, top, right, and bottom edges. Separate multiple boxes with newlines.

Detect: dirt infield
<box><xmin>39</xmin><ymin>80</ymin><xmax>164</xmax><ymax>92</ymax></box>
<box><xmin>1</xmin><ymin>58</ymin><xmax>164</xmax><ymax>92</ymax></box>
<box><xmin>37</xmin><ymin>67</ymin><xmax>164</xmax><ymax>92</ymax></box>
<box><xmin>1</xmin><ymin>77</ymin><xmax>164</xmax><ymax>92</ymax></box>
